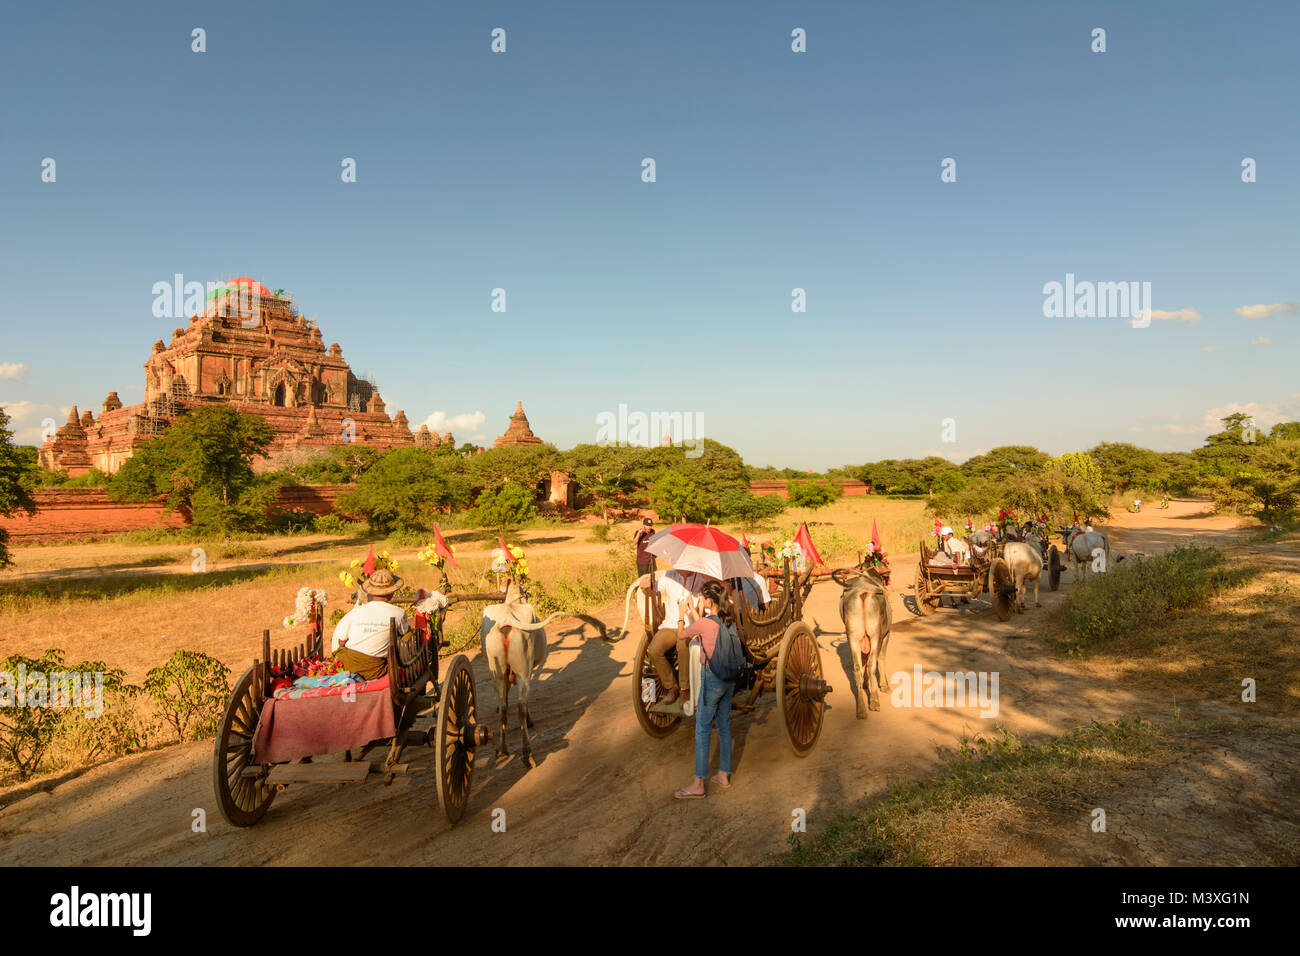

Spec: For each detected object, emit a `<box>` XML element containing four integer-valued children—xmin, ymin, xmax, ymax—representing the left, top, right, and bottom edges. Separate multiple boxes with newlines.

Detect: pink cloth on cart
<box><xmin>251</xmin><ymin>675</ymin><xmax>396</xmax><ymax>763</ymax></box>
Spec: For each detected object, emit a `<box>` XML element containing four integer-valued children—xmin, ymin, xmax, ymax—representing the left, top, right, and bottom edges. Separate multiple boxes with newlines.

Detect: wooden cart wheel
<box><xmin>435</xmin><ymin>654</ymin><xmax>481</xmax><ymax>824</ymax></box>
<box><xmin>1048</xmin><ymin>546</ymin><xmax>1062</xmax><ymax>591</ymax></box>
<box><xmin>632</xmin><ymin>627</ymin><xmax>681</xmax><ymax>738</ymax></box>
<box><xmin>914</xmin><ymin>562</ymin><xmax>939</xmax><ymax>616</ymax></box>
<box><xmin>989</xmin><ymin>558</ymin><xmax>1015</xmax><ymax>621</ymax></box>
<box><xmin>776</xmin><ymin>623</ymin><xmax>829</xmax><ymax>757</ymax></box>
<box><xmin>213</xmin><ymin>666</ymin><xmax>275</xmax><ymax>828</ymax></box>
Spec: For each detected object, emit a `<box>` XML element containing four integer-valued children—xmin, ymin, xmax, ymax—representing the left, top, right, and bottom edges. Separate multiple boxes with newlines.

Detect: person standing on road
<box><xmin>674</xmin><ymin>581</ymin><xmax>735</xmax><ymax>799</ymax></box>
<box><xmin>633</xmin><ymin>518</ymin><xmax>656</xmax><ymax>575</ymax></box>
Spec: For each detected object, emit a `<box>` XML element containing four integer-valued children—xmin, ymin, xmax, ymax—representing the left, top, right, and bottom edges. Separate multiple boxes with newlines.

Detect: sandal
<box><xmin>711</xmin><ymin>773</ymin><xmax>731</xmax><ymax>789</ymax></box>
<box><xmin>675</xmin><ymin>787</ymin><xmax>705</xmax><ymax>799</ymax></box>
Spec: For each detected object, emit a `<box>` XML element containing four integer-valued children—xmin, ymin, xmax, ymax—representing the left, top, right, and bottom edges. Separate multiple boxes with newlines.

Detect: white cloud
<box><xmin>421</xmin><ymin>410</ymin><xmax>487</xmax><ymax>436</ymax></box>
<box><xmin>1201</xmin><ymin>346</ymin><xmax>1219</xmax><ymax>352</ymax></box>
<box><xmin>1250</xmin><ymin>337</ymin><xmax>1274</xmax><ymax>346</ymax></box>
<box><xmin>0</xmin><ymin>362</ymin><xmax>27</xmax><ymax>380</ymax></box>
<box><xmin>1234</xmin><ymin>302</ymin><xmax>1298</xmax><ymax>319</ymax></box>
<box><xmin>0</xmin><ymin>400</ymin><xmax>59</xmax><ymax>444</ymax></box>
<box><xmin>1129</xmin><ymin>398</ymin><xmax>1300</xmax><ymax>438</ymax></box>
<box><xmin>1200</xmin><ymin>400</ymin><xmax>1299</xmax><ymax>433</ymax></box>
<box><xmin>1149</xmin><ymin>308</ymin><xmax>1201</xmax><ymax>323</ymax></box>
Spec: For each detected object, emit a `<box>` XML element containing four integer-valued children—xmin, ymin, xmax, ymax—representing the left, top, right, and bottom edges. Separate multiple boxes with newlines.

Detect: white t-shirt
<box><xmin>655</xmin><ymin>571</ymin><xmax>706</xmax><ymax>629</ymax></box>
<box><xmin>944</xmin><ymin>537</ymin><xmax>971</xmax><ymax>560</ymax></box>
<box><xmin>331</xmin><ymin>600</ymin><xmax>410</xmax><ymax>659</ymax></box>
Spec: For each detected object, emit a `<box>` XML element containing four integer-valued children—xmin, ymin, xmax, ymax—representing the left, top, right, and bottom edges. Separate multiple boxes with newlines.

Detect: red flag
<box><xmin>362</xmin><ymin>544</ymin><xmax>375</xmax><ymax>576</ymax></box>
<box><xmin>740</xmin><ymin>532</ymin><xmax>751</xmax><ymax>549</ymax></box>
<box><xmin>965</xmin><ymin>517</ymin><xmax>974</xmax><ymax>531</ymax></box>
<box><xmin>1072</xmin><ymin>510</ymin><xmax>1080</xmax><ymax>526</ymax></box>
<box><xmin>997</xmin><ymin>507</ymin><xmax>1008</xmax><ymax>521</ymax></box>
<box><xmin>793</xmin><ymin>522</ymin><xmax>826</xmax><ymax>567</ymax></box>
<box><xmin>497</xmin><ymin>536</ymin><xmax>518</xmax><ymax>563</ymax></box>
<box><xmin>870</xmin><ymin>519</ymin><xmax>882</xmax><ymax>552</ymax></box>
<box><xmin>432</xmin><ymin>523</ymin><xmax>459</xmax><ymax>568</ymax></box>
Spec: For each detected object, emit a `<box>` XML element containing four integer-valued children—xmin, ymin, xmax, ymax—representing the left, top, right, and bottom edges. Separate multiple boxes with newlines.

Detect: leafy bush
<box><xmin>718</xmin><ymin>488</ymin><xmax>786</xmax><ymax>523</ymax></box>
<box><xmin>466</xmin><ymin>482</ymin><xmax>540</xmax><ymax>531</ymax></box>
<box><xmin>787</xmin><ymin>481</ymin><xmax>838</xmax><ymax>509</ymax></box>
<box><xmin>649</xmin><ymin>473</ymin><xmax>712</xmax><ymax>522</ymax></box>
<box><xmin>0</xmin><ymin>649</ymin><xmax>127</xmax><ymax>781</ymax></box>
<box><xmin>311</xmin><ymin>513</ymin><xmax>368</xmax><ymax>535</ymax></box>
<box><xmin>589</xmin><ymin>523</ymin><xmax>612</xmax><ymax>542</ymax></box>
<box><xmin>143</xmin><ymin>650</ymin><xmax>231</xmax><ymax>742</ymax></box>
<box><xmin>1062</xmin><ymin>546</ymin><xmax>1240</xmax><ymax>644</ymax></box>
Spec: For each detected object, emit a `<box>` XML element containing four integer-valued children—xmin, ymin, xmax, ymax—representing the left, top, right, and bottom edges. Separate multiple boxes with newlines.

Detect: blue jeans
<box><xmin>695</xmin><ymin>665</ymin><xmax>733</xmax><ymax>779</ymax></box>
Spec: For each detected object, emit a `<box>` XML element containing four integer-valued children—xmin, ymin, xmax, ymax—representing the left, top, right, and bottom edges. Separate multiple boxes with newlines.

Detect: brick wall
<box><xmin>749</xmin><ymin>479</ymin><xmax>870</xmax><ymax>498</ymax></box>
<box><xmin>0</xmin><ymin>484</ymin><xmax>357</xmax><ymax>542</ymax></box>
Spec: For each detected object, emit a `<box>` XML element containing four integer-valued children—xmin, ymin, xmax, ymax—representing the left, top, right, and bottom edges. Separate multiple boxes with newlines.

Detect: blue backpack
<box><xmin>703</xmin><ymin>613</ymin><xmax>745</xmax><ymax>684</ymax></box>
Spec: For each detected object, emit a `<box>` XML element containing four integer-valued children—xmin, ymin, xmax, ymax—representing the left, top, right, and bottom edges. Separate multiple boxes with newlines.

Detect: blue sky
<box><xmin>1</xmin><ymin>0</ymin><xmax>1296</xmax><ymax>469</ymax></box>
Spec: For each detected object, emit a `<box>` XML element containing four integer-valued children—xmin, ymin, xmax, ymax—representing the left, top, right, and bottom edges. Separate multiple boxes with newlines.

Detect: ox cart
<box><xmin>631</xmin><ymin>561</ymin><xmax>832</xmax><ymax>756</ymax></box>
<box><xmin>913</xmin><ymin>535</ymin><xmax>1063</xmax><ymax>621</ymax></box>
<box><xmin>213</xmin><ymin>593</ymin><xmax>500</xmax><ymax>829</ymax></box>
<box><xmin>914</xmin><ymin>537</ymin><xmax>1017</xmax><ymax>621</ymax></box>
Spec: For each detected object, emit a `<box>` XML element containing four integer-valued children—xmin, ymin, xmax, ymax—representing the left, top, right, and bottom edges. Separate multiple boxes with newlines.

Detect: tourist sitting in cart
<box><xmin>930</xmin><ymin>526</ymin><xmax>968</xmax><ymax>565</ymax></box>
<box><xmin>330</xmin><ymin>568</ymin><xmax>410</xmax><ymax>681</ymax></box>
<box><xmin>643</xmin><ymin>567</ymin><xmax>712</xmax><ymax>709</ymax></box>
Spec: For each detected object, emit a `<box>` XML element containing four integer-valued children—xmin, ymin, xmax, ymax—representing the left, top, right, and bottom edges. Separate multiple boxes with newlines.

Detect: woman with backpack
<box><xmin>673</xmin><ymin>580</ymin><xmax>740</xmax><ymax>799</ymax></box>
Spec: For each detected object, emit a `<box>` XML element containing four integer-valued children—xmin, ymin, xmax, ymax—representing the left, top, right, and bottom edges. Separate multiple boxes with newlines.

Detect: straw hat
<box><xmin>361</xmin><ymin>567</ymin><xmax>404</xmax><ymax>597</ymax></box>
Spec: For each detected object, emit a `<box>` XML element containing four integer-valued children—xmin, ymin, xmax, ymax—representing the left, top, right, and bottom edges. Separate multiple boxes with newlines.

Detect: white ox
<box><xmin>1063</xmin><ymin>527</ymin><xmax>1112</xmax><ymax>582</ymax></box>
<box><xmin>1002</xmin><ymin>541</ymin><xmax>1044</xmax><ymax>612</ymax></box>
<box><xmin>480</xmin><ymin>581</ymin><xmax>605</xmax><ymax>768</ymax></box>
<box><xmin>836</xmin><ymin>569</ymin><xmax>892</xmax><ymax>716</ymax></box>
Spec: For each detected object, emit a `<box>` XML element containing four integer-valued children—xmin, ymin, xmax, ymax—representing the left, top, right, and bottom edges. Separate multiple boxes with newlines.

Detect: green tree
<box><xmin>960</xmin><ymin>445</ymin><xmax>1050</xmax><ymax>482</ymax></box>
<box><xmin>565</xmin><ymin>443</ymin><xmax>645</xmax><ymax>520</ymax></box>
<box><xmin>466</xmin><ymin>482</ymin><xmax>540</xmax><ymax>531</ymax></box>
<box><xmin>1200</xmin><ymin>440</ymin><xmax>1300</xmax><ymax>524</ymax></box>
<box><xmin>336</xmin><ymin>446</ymin><xmax>473</xmax><ymax>533</ymax></box>
<box><xmin>649</xmin><ymin>473</ymin><xmax>711</xmax><ymax>522</ymax></box>
<box><xmin>717</xmin><ymin>488</ymin><xmax>786</xmax><ymax>523</ymax></box>
<box><xmin>287</xmin><ymin>444</ymin><xmax>383</xmax><ymax>484</ymax></box>
<box><xmin>1088</xmin><ymin>442</ymin><xmax>1164</xmax><ymax>494</ymax></box>
<box><xmin>787</xmin><ymin>481</ymin><xmax>838</xmax><ymax>509</ymax></box>
<box><xmin>0</xmin><ymin>410</ymin><xmax>39</xmax><ymax>567</ymax></box>
<box><xmin>108</xmin><ymin>406</ymin><xmax>275</xmax><ymax>527</ymax></box>
<box><xmin>1270</xmin><ymin>421</ymin><xmax>1300</xmax><ymax>441</ymax></box>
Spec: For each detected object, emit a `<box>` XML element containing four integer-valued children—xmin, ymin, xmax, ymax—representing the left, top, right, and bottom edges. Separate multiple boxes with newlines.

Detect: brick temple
<box><xmin>493</xmin><ymin>401</ymin><xmax>544</xmax><ymax>447</ymax></box>
<box><xmin>39</xmin><ymin>279</ymin><xmax>451</xmax><ymax>475</ymax></box>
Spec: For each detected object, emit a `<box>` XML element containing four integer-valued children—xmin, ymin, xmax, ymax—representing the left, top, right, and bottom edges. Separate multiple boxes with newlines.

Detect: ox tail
<box><xmin>618</xmin><ymin>570</ymin><xmax>668</xmax><ymax>637</ymax></box>
<box><xmin>858</xmin><ymin>591</ymin><xmax>873</xmax><ymax>665</ymax></box>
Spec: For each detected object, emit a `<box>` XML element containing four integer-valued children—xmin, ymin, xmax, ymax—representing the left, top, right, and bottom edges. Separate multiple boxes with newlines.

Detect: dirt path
<box><xmin>0</xmin><ymin>501</ymin><xmax>1263</xmax><ymax>865</ymax></box>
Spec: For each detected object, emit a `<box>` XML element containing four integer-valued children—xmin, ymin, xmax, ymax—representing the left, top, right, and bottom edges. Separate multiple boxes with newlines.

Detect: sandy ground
<box><xmin>0</xmin><ymin>501</ymin><xmax>1275</xmax><ymax>866</ymax></box>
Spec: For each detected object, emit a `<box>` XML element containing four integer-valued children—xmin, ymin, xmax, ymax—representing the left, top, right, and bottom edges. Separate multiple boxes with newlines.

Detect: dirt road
<box><xmin>0</xmin><ymin>502</ymin><xmax>1259</xmax><ymax>865</ymax></box>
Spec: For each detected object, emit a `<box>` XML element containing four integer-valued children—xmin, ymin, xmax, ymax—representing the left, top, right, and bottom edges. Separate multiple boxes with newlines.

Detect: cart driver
<box><xmin>330</xmin><ymin>568</ymin><xmax>410</xmax><ymax>681</ymax></box>
<box><xmin>938</xmin><ymin>526</ymin><xmax>969</xmax><ymax>564</ymax></box>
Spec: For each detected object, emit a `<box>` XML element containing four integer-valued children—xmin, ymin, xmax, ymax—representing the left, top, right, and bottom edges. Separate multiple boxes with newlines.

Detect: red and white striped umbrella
<box><xmin>644</xmin><ymin>523</ymin><xmax>753</xmax><ymax>580</ymax></box>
